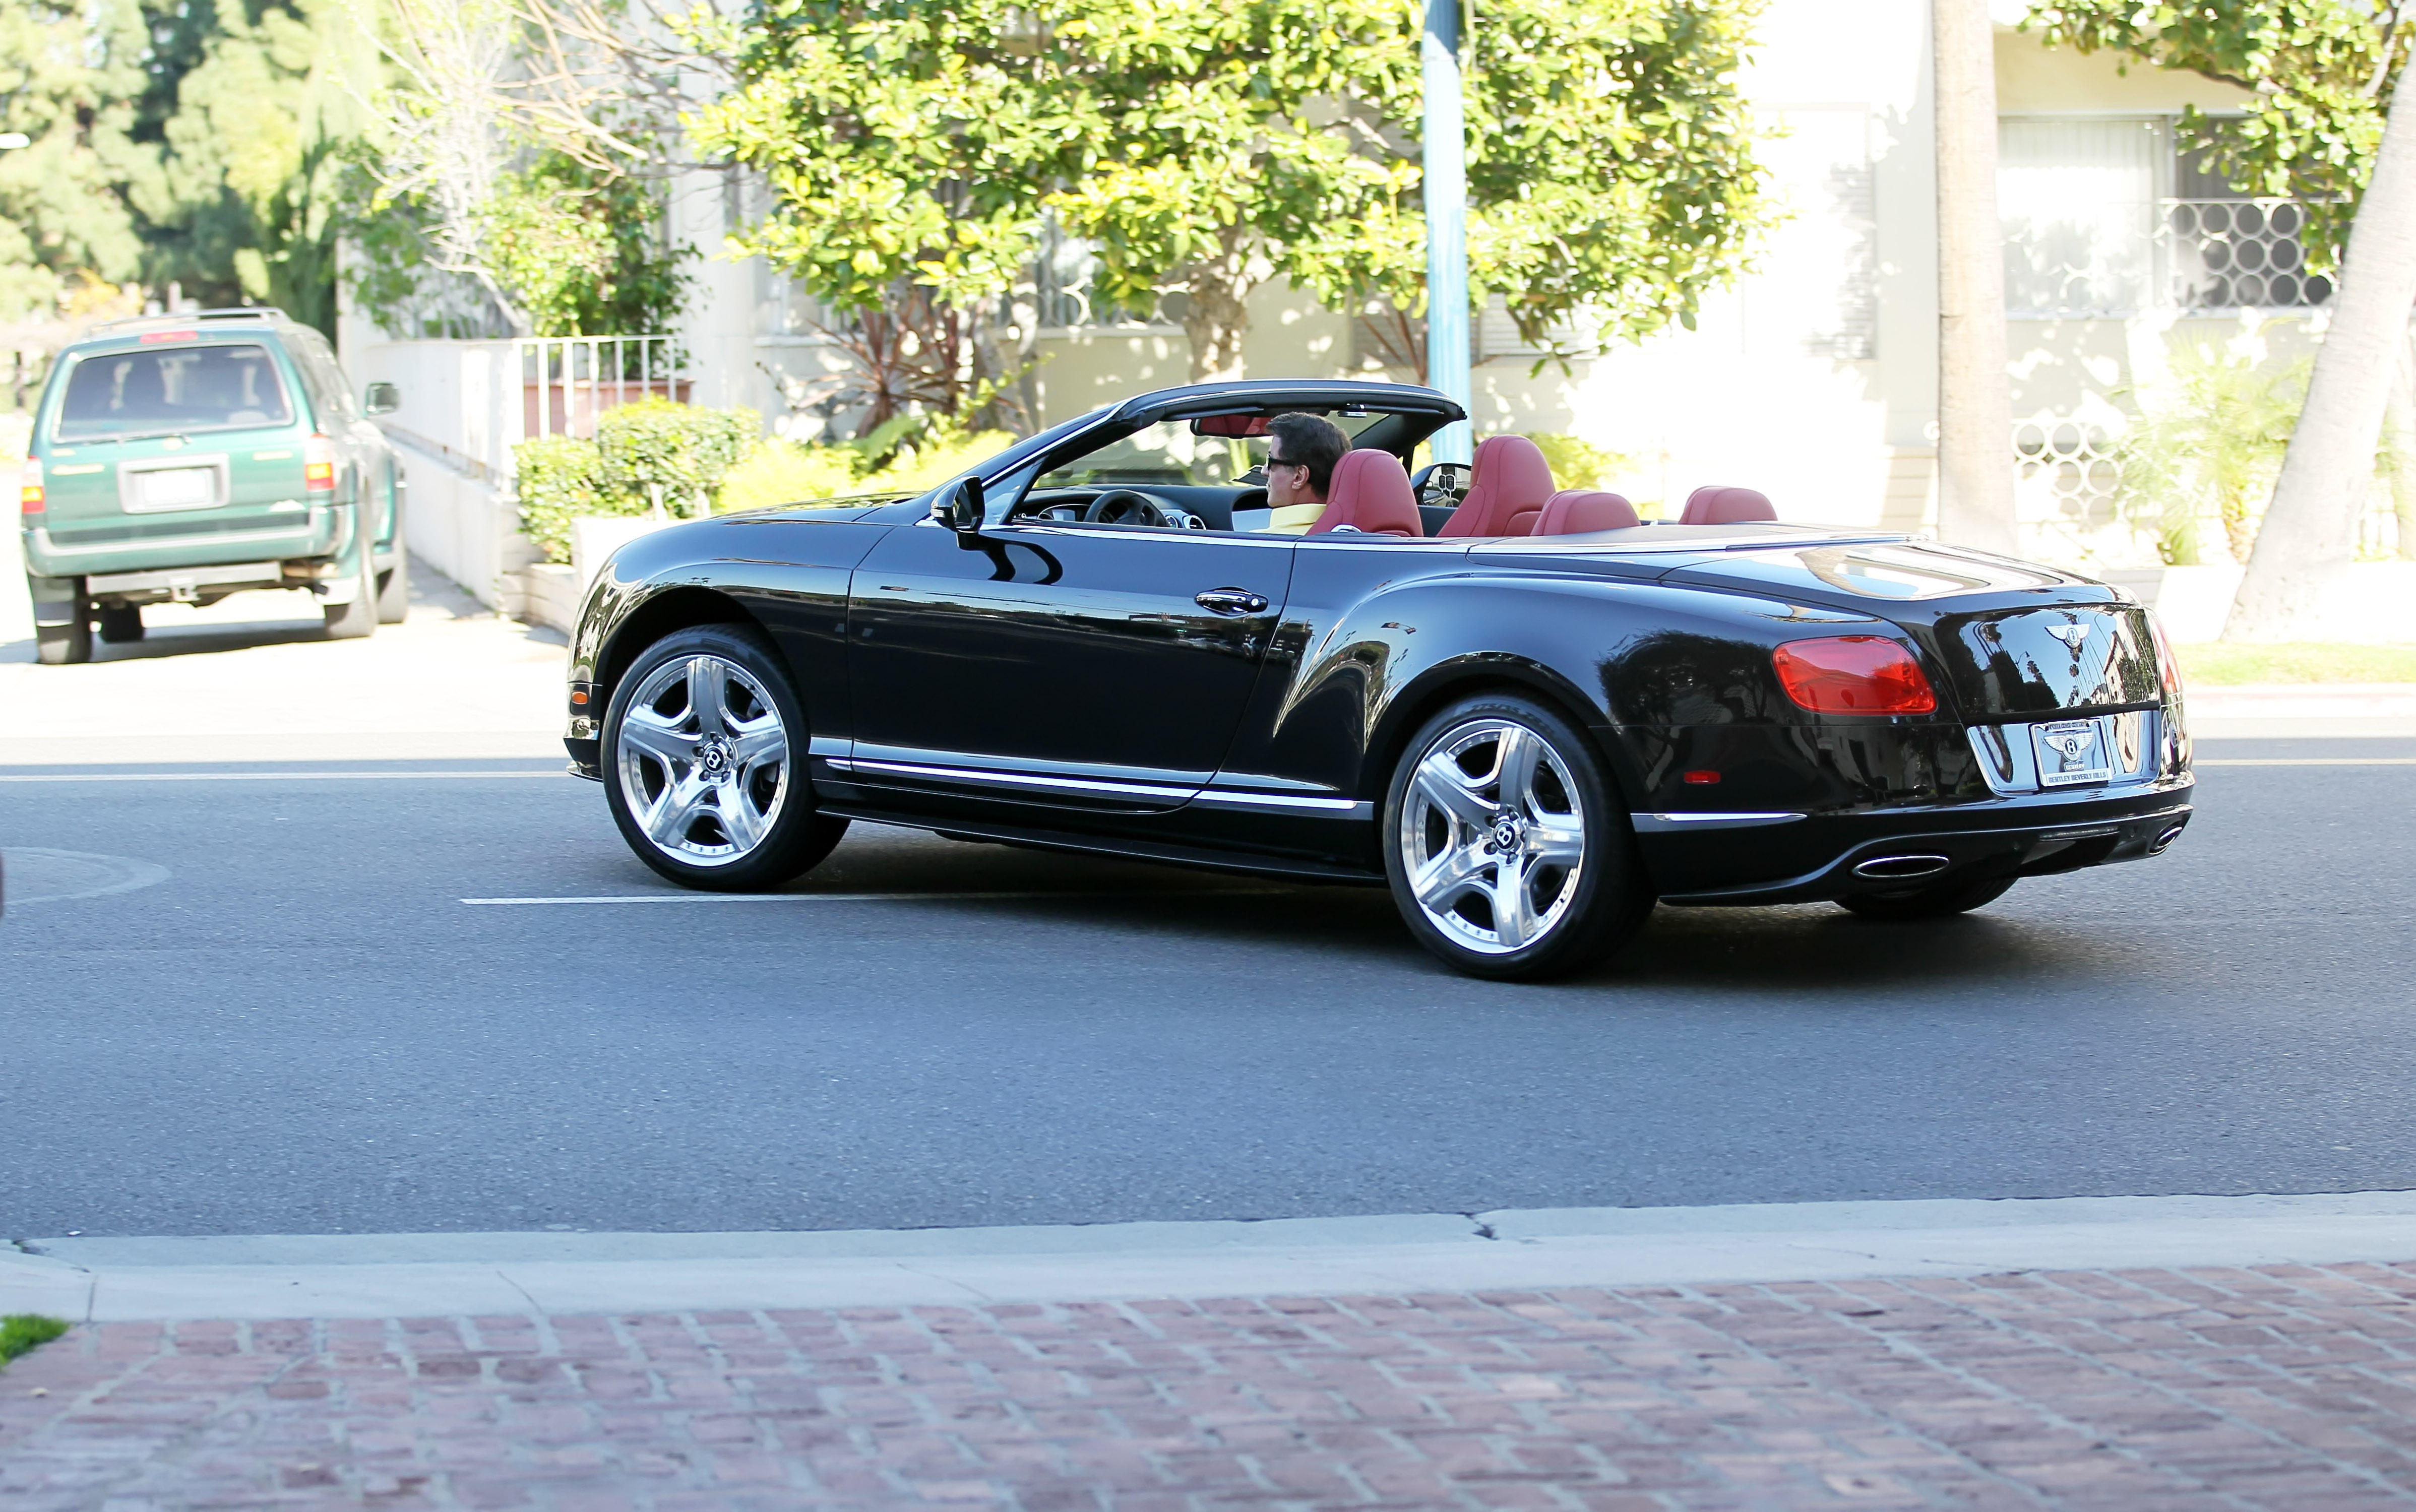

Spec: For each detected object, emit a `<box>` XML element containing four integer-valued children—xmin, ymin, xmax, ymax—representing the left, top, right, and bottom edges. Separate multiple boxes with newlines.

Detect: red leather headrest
<box><xmin>1438</xmin><ymin>434</ymin><xmax>1557</xmax><ymax>538</ymax></box>
<box><xmin>1534</xmin><ymin>489</ymin><xmax>1640</xmax><ymax>535</ymax></box>
<box><xmin>1311</xmin><ymin>450</ymin><xmax>1422</xmax><ymax>537</ymax></box>
<box><xmin>1679</xmin><ymin>485</ymin><xmax>1776</xmax><ymax>525</ymax></box>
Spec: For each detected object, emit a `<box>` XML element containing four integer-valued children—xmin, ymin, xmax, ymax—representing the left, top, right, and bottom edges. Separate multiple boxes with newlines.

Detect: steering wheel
<box><xmin>1083</xmin><ymin>488</ymin><xmax>1181</xmax><ymax>527</ymax></box>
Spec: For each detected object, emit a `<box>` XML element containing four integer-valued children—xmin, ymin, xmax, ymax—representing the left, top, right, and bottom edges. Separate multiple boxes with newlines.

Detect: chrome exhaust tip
<box><xmin>1853</xmin><ymin>854</ymin><xmax>1952</xmax><ymax>881</ymax></box>
<box><xmin>2148</xmin><ymin>824</ymin><xmax>2186</xmax><ymax>855</ymax></box>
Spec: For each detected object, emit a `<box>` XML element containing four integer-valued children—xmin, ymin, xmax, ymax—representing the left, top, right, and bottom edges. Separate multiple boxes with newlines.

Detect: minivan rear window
<box><xmin>54</xmin><ymin>344</ymin><xmax>294</xmax><ymax>441</ymax></box>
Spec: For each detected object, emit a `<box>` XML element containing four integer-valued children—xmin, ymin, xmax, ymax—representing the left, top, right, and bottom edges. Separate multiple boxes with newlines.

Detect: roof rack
<box><xmin>92</xmin><ymin>306</ymin><xmax>290</xmax><ymax>334</ymax></box>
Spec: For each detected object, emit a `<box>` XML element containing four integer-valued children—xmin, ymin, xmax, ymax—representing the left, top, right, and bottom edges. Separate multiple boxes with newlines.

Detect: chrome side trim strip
<box><xmin>1633</xmin><ymin>811</ymin><xmax>1807</xmax><ymax>832</ymax></box>
<box><xmin>806</xmin><ymin>735</ymin><xmax>850</xmax><ymax>760</ymax></box>
<box><xmin>833</xmin><ymin>758</ymin><xmax>1199</xmax><ymax>803</ymax></box>
<box><xmin>1192</xmin><ymin>790</ymin><xmax>1373</xmax><ymax>818</ymax></box>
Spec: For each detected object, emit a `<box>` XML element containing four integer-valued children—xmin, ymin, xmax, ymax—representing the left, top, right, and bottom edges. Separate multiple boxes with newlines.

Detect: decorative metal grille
<box><xmin>2165</xmin><ymin>200</ymin><xmax>2333</xmax><ymax>311</ymax></box>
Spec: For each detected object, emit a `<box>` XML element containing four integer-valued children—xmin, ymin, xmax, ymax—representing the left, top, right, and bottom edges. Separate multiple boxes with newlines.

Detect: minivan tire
<box><xmin>375</xmin><ymin>546</ymin><xmax>410</xmax><ymax>624</ymax></box>
<box><xmin>35</xmin><ymin>588</ymin><xmax>92</xmax><ymax>665</ymax></box>
<box><xmin>323</xmin><ymin>539</ymin><xmax>378</xmax><ymax>640</ymax></box>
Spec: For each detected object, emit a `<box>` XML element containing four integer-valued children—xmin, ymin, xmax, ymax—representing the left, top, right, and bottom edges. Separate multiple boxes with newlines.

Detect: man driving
<box><xmin>1260</xmin><ymin>412</ymin><xmax>1351</xmax><ymax>533</ymax></box>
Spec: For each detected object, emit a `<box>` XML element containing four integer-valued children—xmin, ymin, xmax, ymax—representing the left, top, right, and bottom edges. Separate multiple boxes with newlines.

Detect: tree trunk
<box><xmin>2226</xmin><ymin>84</ymin><xmax>2416</xmax><ymax>639</ymax></box>
<box><xmin>2386</xmin><ymin>341</ymin><xmax>2416</xmax><ymax>560</ymax></box>
<box><xmin>1932</xmin><ymin>0</ymin><xmax>2019</xmax><ymax>556</ymax></box>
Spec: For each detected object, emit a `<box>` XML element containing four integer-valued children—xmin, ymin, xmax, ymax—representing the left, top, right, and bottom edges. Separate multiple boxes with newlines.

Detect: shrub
<box><xmin>595</xmin><ymin>398</ymin><xmax>760</xmax><ymax>518</ymax></box>
<box><xmin>513</xmin><ymin>435</ymin><xmax>611</xmax><ymax>564</ymax></box>
<box><xmin>717</xmin><ymin>439</ymin><xmax>871</xmax><ymax>513</ymax></box>
<box><xmin>1523</xmin><ymin>432</ymin><xmax>1631</xmax><ymax>492</ymax></box>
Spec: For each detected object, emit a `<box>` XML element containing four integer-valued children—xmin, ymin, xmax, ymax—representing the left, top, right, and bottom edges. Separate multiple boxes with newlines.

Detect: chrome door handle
<box><xmin>1195</xmin><ymin>588</ymin><xmax>1270</xmax><ymax>615</ymax></box>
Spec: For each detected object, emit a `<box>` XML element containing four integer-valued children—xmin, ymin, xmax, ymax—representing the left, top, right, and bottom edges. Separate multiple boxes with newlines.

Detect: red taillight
<box><xmin>18</xmin><ymin>459</ymin><xmax>41</xmax><ymax>515</ymax></box>
<box><xmin>304</xmin><ymin>434</ymin><xmax>337</xmax><ymax>494</ymax></box>
<box><xmin>2146</xmin><ymin>609</ymin><xmax>2184</xmax><ymax>698</ymax></box>
<box><xmin>1772</xmin><ymin>636</ymin><xmax>1938</xmax><ymax>715</ymax></box>
<box><xmin>1682</xmin><ymin>770</ymin><xmax>1720</xmax><ymax>785</ymax></box>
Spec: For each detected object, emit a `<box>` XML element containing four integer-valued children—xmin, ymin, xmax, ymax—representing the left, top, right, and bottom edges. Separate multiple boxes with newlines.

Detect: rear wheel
<box><xmin>375</xmin><ymin>547</ymin><xmax>410</xmax><ymax>624</ymax></box>
<box><xmin>96</xmin><ymin>604</ymin><xmax>145</xmax><ymax>643</ymax></box>
<box><xmin>1837</xmin><ymin>876</ymin><xmax>2017</xmax><ymax>920</ymax></box>
<box><xmin>1381</xmin><ymin>693</ymin><xmax>1653</xmax><ymax>980</ymax></box>
<box><xmin>33</xmin><ymin>585</ymin><xmax>92</xmax><ymax>665</ymax></box>
<box><xmin>322</xmin><ymin>537</ymin><xmax>377</xmax><ymax>640</ymax></box>
<box><xmin>601</xmin><ymin>624</ymin><xmax>848</xmax><ymax>891</ymax></box>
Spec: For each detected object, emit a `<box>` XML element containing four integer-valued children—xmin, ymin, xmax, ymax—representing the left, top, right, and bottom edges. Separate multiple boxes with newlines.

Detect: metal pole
<box><xmin>1423</xmin><ymin>0</ymin><xmax>1473</xmax><ymax>465</ymax></box>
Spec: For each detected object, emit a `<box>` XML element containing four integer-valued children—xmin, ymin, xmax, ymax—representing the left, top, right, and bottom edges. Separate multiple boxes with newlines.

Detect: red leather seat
<box><xmin>1679</xmin><ymin>485</ymin><xmax>1776</xmax><ymax>525</ymax></box>
<box><xmin>1437</xmin><ymin>434</ymin><xmax>1556</xmax><ymax>537</ymax></box>
<box><xmin>1310</xmin><ymin>451</ymin><xmax>1423</xmax><ymax>537</ymax></box>
<box><xmin>1533</xmin><ymin>489</ymin><xmax>1641</xmax><ymax>535</ymax></box>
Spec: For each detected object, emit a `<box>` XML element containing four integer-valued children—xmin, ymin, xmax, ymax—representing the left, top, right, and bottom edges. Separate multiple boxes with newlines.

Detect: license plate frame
<box><xmin>117</xmin><ymin>455</ymin><xmax>230</xmax><ymax>515</ymax></box>
<box><xmin>2030</xmin><ymin>717</ymin><xmax>2113</xmax><ymax>788</ymax></box>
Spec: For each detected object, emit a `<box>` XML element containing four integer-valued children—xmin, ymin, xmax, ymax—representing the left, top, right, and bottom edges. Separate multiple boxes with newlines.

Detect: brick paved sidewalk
<box><xmin>10</xmin><ymin>1262</ymin><xmax>2416</xmax><ymax>1510</ymax></box>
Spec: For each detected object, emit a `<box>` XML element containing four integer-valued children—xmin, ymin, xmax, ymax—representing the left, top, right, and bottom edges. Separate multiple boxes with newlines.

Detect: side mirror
<box><xmin>936</xmin><ymin>475</ymin><xmax>984</xmax><ymax>537</ymax></box>
<box><xmin>363</xmin><ymin>382</ymin><xmax>400</xmax><ymax>416</ymax></box>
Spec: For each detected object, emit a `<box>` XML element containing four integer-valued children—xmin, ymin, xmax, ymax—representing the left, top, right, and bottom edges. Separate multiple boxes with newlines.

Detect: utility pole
<box><xmin>1423</xmin><ymin>0</ymin><xmax>1472</xmax><ymax>464</ymax></box>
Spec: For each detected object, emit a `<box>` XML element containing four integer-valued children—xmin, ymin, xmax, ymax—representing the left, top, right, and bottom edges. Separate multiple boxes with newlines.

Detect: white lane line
<box><xmin>0</xmin><ymin>770</ymin><xmax>565</xmax><ymax>783</ymax></box>
<box><xmin>462</xmin><ymin>889</ymin><xmax>1284</xmax><ymax>906</ymax></box>
<box><xmin>2196</xmin><ymin>758</ymin><xmax>2416</xmax><ymax>766</ymax></box>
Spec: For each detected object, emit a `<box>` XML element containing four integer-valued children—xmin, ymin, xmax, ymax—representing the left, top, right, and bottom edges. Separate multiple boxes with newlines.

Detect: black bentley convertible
<box><xmin>563</xmin><ymin>379</ymin><xmax>2194</xmax><ymax>979</ymax></box>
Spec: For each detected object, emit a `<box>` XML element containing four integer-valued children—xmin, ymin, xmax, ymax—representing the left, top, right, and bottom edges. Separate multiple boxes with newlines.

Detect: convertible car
<box><xmin>564</xmin><ymin>379</ymin><xmax>2194</xmax><ymax>980</ymax></box>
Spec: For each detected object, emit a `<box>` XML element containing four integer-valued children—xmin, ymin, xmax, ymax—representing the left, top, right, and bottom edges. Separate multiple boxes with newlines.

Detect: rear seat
<box><xmin>1678</xmin><ymin>485</ymin><xmax>1776</xmax><ymax>525</ymax></box>
<box><xmin>1531</xmin><ymin>490</ymin><xmax>1641</xmax><ymax>535</ymax></box>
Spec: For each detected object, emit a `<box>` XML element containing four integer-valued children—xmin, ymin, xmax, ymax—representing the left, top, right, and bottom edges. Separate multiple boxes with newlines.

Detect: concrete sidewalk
<box><xmin>9</xmin><ymin>1254</ymin><xmax>2416</xmax><ymax>1509</ymax></box>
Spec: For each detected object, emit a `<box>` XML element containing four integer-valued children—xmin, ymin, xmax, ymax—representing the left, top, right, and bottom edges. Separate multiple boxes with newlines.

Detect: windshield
<box><xmin>1034</xmin><ymin>413</ymin><xmax>1393</xmax><ymax>490</ymax></box>
<box><xmin>55</xmin><ymin>343</ymin><xmax>295</xmax><ymax>441</ymax></box>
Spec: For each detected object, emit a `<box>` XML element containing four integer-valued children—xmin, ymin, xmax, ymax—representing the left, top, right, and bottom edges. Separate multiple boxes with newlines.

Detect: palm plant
<box><xmin>2115</xmin><ymin>341</ymin><xmax>2307</xmax><ymax>565</ymax></box>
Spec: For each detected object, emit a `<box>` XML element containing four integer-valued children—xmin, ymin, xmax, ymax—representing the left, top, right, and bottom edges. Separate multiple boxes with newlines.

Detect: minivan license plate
<box><xmin>137</xmin><ymin>467</ymin><xmax>216</xmax><ymax>511</ymax></box>
<box><xmin>2031</xmin><ymin>718</ymin><xmax>2112</xmax><ymax>787</ymax></box>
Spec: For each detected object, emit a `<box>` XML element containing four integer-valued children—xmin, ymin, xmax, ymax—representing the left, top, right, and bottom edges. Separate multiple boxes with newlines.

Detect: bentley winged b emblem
<box><xmin>2047</xmin><ymin>621</ymin><xmax>2091</xmax><ymax>649</ymax></box>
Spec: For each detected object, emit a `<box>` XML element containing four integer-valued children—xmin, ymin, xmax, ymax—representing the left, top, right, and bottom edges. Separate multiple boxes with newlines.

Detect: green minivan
<box><xmin>18</xmin><ymin>308</ymin><xmax>409</xmax><ymax>664</ymax></box>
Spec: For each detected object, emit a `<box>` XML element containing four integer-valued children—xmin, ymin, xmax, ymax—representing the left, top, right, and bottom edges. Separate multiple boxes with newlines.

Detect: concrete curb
<box><xmin>13</xmin><ymin>1190</ymin><xmax>2416</xmax><ymax>1322</ymax></box>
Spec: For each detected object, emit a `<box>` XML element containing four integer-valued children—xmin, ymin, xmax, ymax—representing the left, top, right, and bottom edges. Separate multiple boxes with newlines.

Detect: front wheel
<box><xmin>97</xmin><ymin>604</ymin><xmax>145</xmax><ymax>643</ymax></box>
<box><xmin>1381</xmin><ymin>694</ymin><xmax>1653</xmax><ymax>980</ymax></box>
<box><xmin>1837</xmin><ymin>876</ymin><xmax>2017</xmax><ymax>920</ymax></box>
<box><xmin>375</xmin><ymin>547</ymin><xmax>410</xmax><ymax>624</ymax></box>
<box><xmin>601</xmin><ymin>624</ymin><xmax>848</xmax><ymax>891</ymax></box>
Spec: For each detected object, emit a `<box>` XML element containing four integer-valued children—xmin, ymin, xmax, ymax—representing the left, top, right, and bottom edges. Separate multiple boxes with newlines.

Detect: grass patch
<box><xmin>2176</xmin><ymin>642</ymin><xmax>2416</xmax><ymax>685</ymax></box>
<box><xmin>0</xmin><ymin>1313</ymin><xmax>69</xmax><ymax>1366</ymax></box>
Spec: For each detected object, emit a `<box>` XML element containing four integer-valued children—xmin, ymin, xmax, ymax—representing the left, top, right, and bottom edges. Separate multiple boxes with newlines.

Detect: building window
<box><xmin>2000</xmin><ymin>115</ymin><xmax>2330</xmax><ymax>318</ymax></box>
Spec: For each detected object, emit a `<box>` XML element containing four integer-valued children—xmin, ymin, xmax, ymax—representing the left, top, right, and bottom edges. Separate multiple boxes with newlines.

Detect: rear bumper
<box><xmin>1650</xmin><ymin>777</ymin><xmax>2195</xmax><ymax>905</ymax></box>
<box><xmin>18</xmin><ymin>503</ymin><xmax>390</xmax><ymax>583</ymax></box>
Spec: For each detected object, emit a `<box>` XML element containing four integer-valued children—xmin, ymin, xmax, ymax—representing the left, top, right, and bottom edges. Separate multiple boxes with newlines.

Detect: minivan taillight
<box><xmin>18</xmin><ymin>458</ymin><xmax>41</xmax><ymax>515</ymax></box>
<box><xmin>1772</xmin><ymin>636</ymin><xmax>1938</xmax><ymax>715</ymax></box>
<box><xmin>304</xmin><ymin>434</ymin><xmax>337</xmax><ymax>495</ymax></box>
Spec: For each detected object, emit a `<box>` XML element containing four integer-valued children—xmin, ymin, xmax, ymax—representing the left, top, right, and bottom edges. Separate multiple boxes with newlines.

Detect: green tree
<box><xmin>2024</xmin><ymin>3</ymin><xmax>2404</xmax><ymax>271</ymax></box>
<box><xmin>0</xmin><ymin>0</ymin><xmax>157</xmax><ymax>319</ymax></box>
<box><xmin>689</xmin><ymin>0</ymin><xmax>1772</xmax><ymax>398</ymax></box>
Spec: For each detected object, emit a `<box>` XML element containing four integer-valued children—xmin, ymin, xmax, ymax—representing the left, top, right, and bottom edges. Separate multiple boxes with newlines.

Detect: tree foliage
<box><xmin>688</xmin><ymin>0</ymin><xmax>1772</xmax><ymax>394</ymax></box>
<box><xmin>2024</xmin><ymin>1</ymin><xmax>2412</xmax><ymax>270</ymax></box>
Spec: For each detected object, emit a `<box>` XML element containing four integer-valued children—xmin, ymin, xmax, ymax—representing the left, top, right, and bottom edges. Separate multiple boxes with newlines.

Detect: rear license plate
<box><xmin>134</xmin><ymin>467</ymin><xmax>217</xmax><ymax>511</ymax></box>
<box><xmin>2031</xmin><ymin>718</ymin><xmax>2113</xmax><ymax>787</ymax></box>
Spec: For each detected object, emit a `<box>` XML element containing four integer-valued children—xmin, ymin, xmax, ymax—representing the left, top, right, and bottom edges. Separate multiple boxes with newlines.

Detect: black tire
<box><xmin>322</xmin><ymin>537</ymin><xmax>377</xmax><ymax>640</ymax></box>
<box><xmin>375</xmin><ymin>546</ymin><xmax>410</xmax><ymax>624</ymax></box>
<box><xmin>1381</xmin><ymin>692</ymin><xmax>1653</xmax><ymax>980</ymax></box>
<box><xmin>1837</xmin><ymin>875</ymin><xmax>2017</xmax><ymax>920</ymax></box>
<box><xmin>96</xmin><ymin>604</ymin><xmax>145</xmax><ymax>643</ymax></box>
<box><xmin>601</xmin><ymin>623</ymin><xmax>847</xmax><ymax>892</ymax></box>
<box><xmin>34</xmin><ymin>586</ymin><xmax>92</xmax><ymax>665</ymax></box>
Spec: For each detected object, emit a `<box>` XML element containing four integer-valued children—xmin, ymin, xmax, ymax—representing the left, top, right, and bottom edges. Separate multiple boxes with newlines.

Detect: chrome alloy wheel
<box><xmin>1399</xmin><ymin>718</ymin><xmax>1587</xmax><ymax>956</ymax></box>
<box><xmin>614</xmin><ymin>653</ymin><xmax>791</xmax><ymax>867</ymax></box>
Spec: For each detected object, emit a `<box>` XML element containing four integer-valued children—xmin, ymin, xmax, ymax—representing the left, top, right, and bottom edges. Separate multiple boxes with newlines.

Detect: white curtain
<box><xmin>1999</xmin><ymin>116</ymin><xmax>2164</xmax><ymax>318</ymax></box>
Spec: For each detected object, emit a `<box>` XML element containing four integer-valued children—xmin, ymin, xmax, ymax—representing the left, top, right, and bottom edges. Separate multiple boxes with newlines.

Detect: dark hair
<box><xmin>1266</xmin><ymin>412</ymin><xmax>1350</xmax><ymax>497</ymax></box>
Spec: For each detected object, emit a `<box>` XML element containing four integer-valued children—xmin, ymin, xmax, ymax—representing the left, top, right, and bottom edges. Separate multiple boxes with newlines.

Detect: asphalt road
<box><xmin>3</xmin><ymin>734</ymin><xmax>2412</xmax><ymax>1239</ymax></box>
